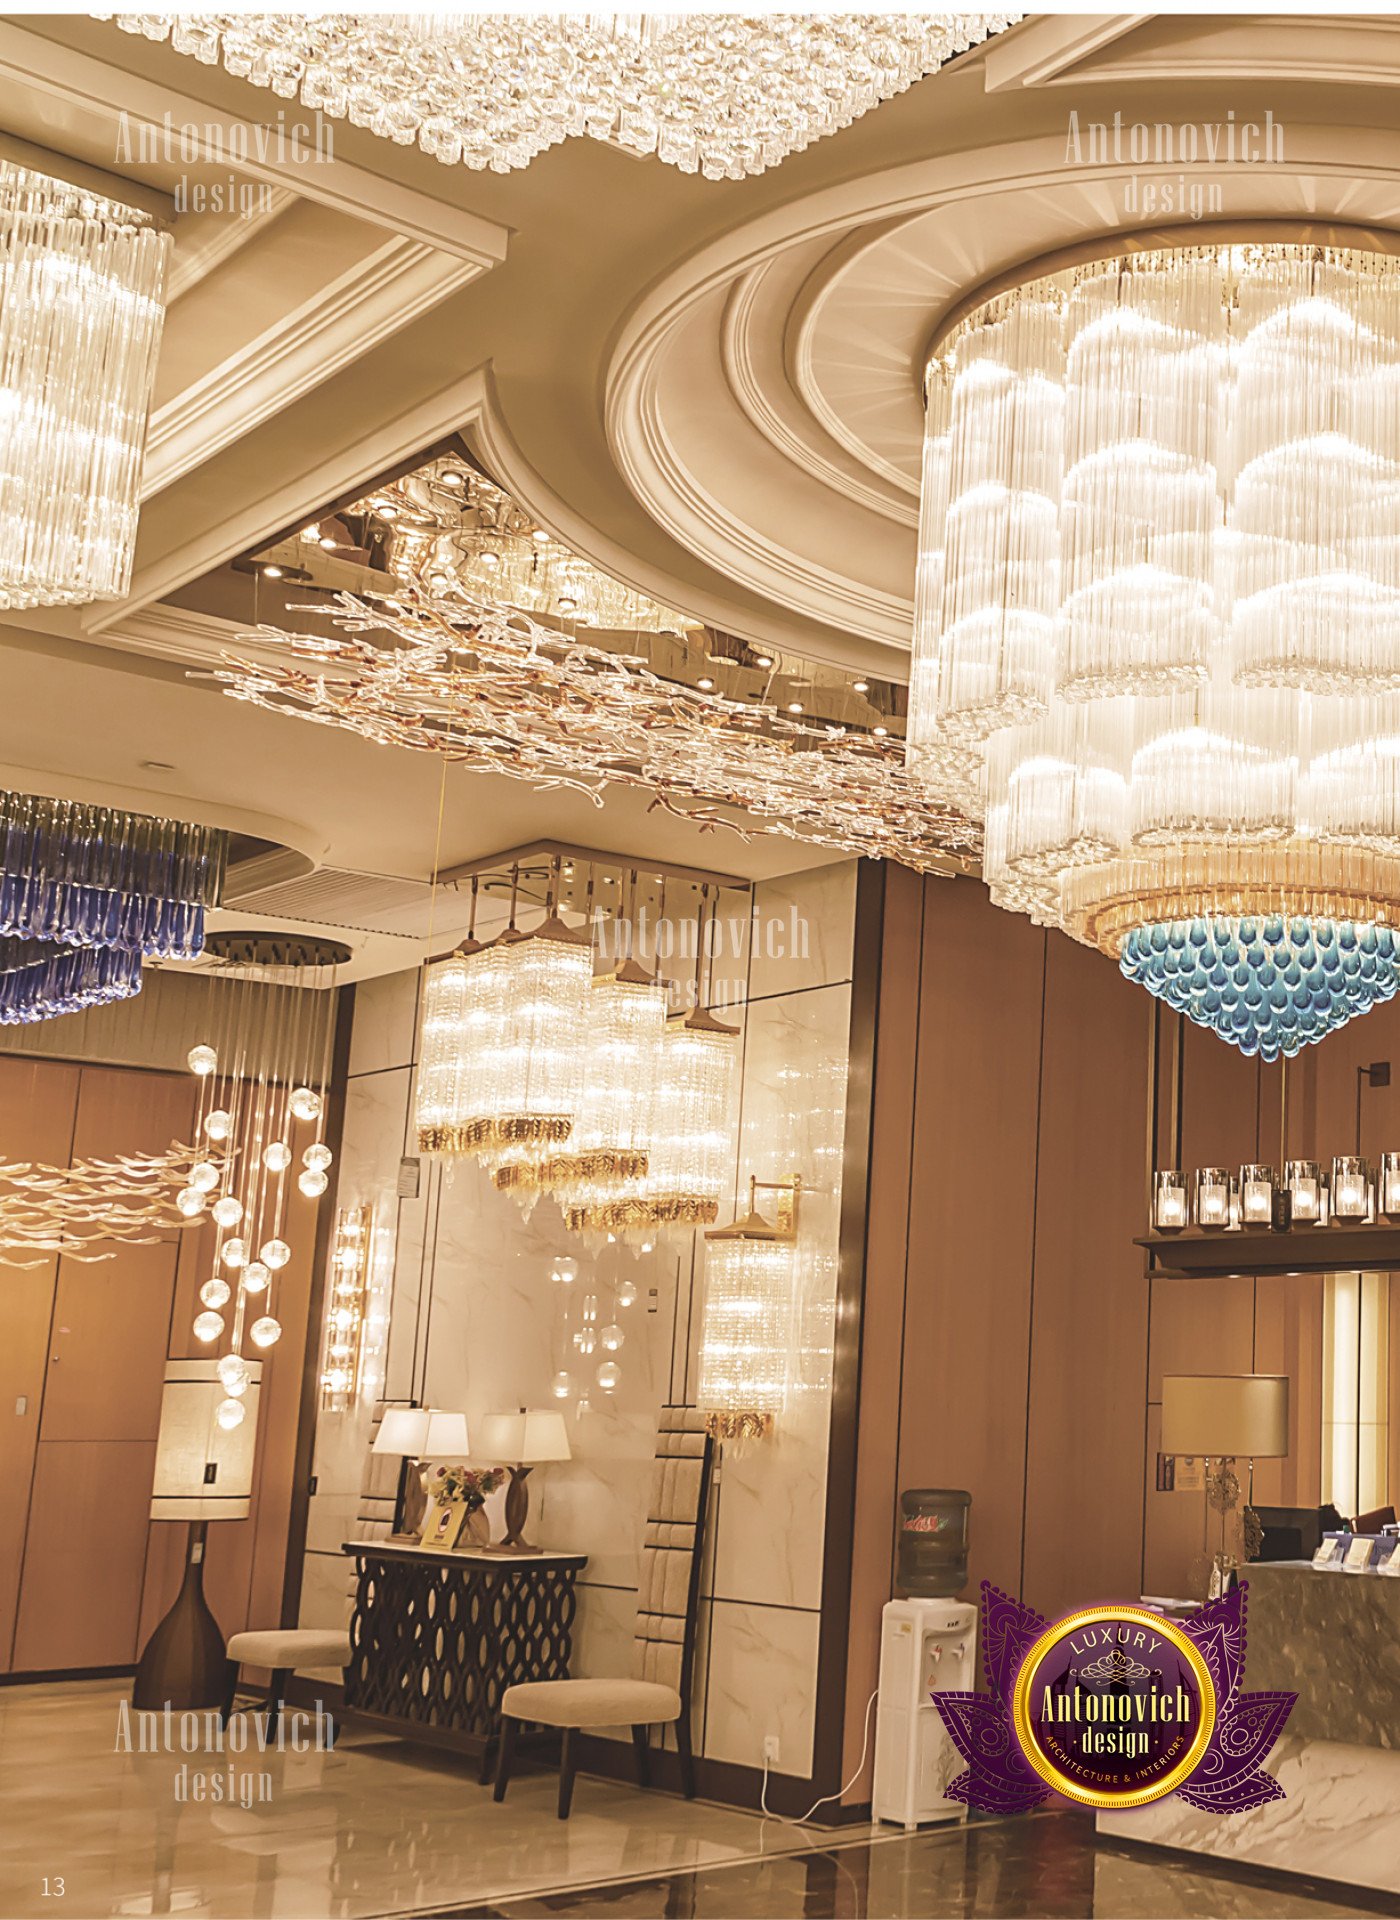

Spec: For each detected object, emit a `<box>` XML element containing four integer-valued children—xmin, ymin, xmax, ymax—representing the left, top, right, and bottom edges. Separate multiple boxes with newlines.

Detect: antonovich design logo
<box><xmin>933</xmin><ymin>1583</ymin><xmax>1295</xmax><ymax>1814</ymax></box>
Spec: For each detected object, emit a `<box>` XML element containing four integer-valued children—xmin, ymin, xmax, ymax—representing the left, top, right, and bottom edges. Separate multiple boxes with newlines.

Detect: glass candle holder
<box><xmin>1193</xmin><ymin>1167</ymin><xmax>1231</xmax><ymax>1230</ymax></box>
<box><xmin>1331</xmin><ymin>1156</ymin><xmax>1370</xmax><ymax>1221</ymax></box>
<box><xmin>1381</xmin><ymin>1153</ymin><xmax>1400</xmax><ymax>1218</ymax></box>
<box><xmin>1286</xmin><ymin>1160</ymin><xmax>1322</xmax><ymax>1223</ymax></box>
<box><xmin>1238</xmin><ymin>1163</ymin><xmax>1275</xmax><ymax>1225</ymax></box>
<box><xmin>1152</xmin><ymin>1170</ymin><xmax>1188</xmax><ymax>1231</ymax></box>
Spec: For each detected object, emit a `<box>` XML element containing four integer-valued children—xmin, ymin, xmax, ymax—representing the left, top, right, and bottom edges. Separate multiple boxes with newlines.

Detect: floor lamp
<box><xmin>133</xmin><ymin>1358</ymin><xmax>262</xmax><ymax>1711</ymax></box>
<box><xmin>1161</xmin><ymin>1373</ymin><xmax>1290</xmax><ymax>1597</ymax></box>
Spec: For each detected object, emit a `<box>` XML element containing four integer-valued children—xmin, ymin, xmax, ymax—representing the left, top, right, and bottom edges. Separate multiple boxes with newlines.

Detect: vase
<box><xmin>459</xmin><ymin>1506</ymin><xmax>491</xmax><ymax>1549</ymax></box>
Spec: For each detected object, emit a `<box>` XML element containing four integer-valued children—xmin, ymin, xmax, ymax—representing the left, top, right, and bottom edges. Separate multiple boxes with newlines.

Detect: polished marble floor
<box><xmin>0</xmin><ymin>1680</ymin><xmax>820</xmax><ymax>1920</ymax></box>
<box><xmin>452</xmin><ymin>1813</ymin><xmax>1400</xmax><ymax>1920</ymax></box>
<box><xmin>3</xmin><ymin>1682</ymin><xmax>1395</xmax><ymax>1920</ymax></box>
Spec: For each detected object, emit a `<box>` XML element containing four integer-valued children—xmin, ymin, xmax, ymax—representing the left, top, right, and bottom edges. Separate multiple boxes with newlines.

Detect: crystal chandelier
<box><xmin>0</xmin><ymin>791</ymin><xmax>225</xmax><ymax>1022</ymax></box>
<box><xmin>103</xmin><ymin>14</ymin><xmax>1017</xmax><ymax>181</ymax></box>
<box><xmin>911</xmin><ymin>236</ymin><xmax>1400</xmax><ymax>1061</ymax></box>
<box><xmin>180</xmin><ymin>934</ymin><xmax>342</xmax><ymax>1430</ymax></box>
<box><xmin>0</xmin><ymin>161</ymin><xmax>170</xmax><ymax>610</ymax></box>
<box><xmin>698</xmin><ymin>1177</ymin><xmax>802</xmax><ymax>1440</ymax></box>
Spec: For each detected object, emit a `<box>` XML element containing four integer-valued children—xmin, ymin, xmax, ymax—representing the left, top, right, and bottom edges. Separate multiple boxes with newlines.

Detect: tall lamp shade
<box><xmin>134</xmin><ymin>1358</ymin><xmax>263</xmax><ymax>1712</ymax></box>
<box><xmin>478</xmin><ymin>1408</ymin><xmax>572</xmax><ymax>1553</ymax></box>
<box><xmin>1161</xmin><ymin>1374</ymin><xmax>1290</xmax><ymax>1458</ymax></box>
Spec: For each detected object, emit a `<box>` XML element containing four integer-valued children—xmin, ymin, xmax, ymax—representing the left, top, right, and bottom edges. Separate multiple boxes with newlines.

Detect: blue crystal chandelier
<box><xmin>1121</xmin><ymin>919</ymin><xmax>1400</xmax><ymax>1062</ymax></box>
<box><xmin>0</xmin><ymin>792</ymin><xmax>226</xmax><ymax>1022</ymax></box>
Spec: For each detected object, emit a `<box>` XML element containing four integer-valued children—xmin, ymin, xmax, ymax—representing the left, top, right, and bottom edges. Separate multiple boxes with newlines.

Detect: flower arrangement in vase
<box><xmin>419</xmin><ymin>1464</ymin><xmax>505</xmax><ymax>1550</ymax></box>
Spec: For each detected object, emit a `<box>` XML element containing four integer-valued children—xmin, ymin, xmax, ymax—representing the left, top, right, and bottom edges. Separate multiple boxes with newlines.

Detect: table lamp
<box><xmin>372</xmin><ymin>1406</ymin><xmax>470</xmax><ymax>1537</ymax></box>
<box><xmin>477</xmin><ymin>1408</ymin><xmax>571</xmax><ymax>1552</ymax></box>
<box><xmin>1161</xmin><ymin>1373</ymin><xmax>1290</xmax><ymax>1595</ymax></box>
<box><xmin>133</xmin><ymin>1357</ymin><xmax>262</xmax><ymax>1711</ymax></box>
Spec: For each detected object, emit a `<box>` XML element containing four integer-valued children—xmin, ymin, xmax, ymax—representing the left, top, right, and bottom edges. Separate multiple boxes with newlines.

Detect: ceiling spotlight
<box><xmin>300</xmin><ymin>524</ymin><xmax>321</xmax><ymax>542</ymax></box>
<box><xmin>319</xmin><ymin>535</ymin><xmax>337</xmax><ymax>549</ymax></box>
<box><xmin>532</xmin><ymin>528</ymin><xmax>550</xmax><ymax>544</ymax></box>
<box><xmin>441</xmin><ymin>472</ymin><xmax>464</xmax><ymax>489</ymax></box>
<box><xmin>262</xmin><ymin>565</ymin><xmax>283</xmax><ymax>579</ymax></box>
<box><xmin>853</xmin><ymin>680</ymin><xmax>869</xmax><ymax>693</ymax></box>
<box><xmin>755</xmin><ymin>654</ymin><xmax>773</xmax><ymax>669</ymax></box>
<box><xmin>787</xmin><ymin>701</ymin><xmax>803</xmax><ymax>714</ymax></box>
<box><xmin>697</xmin><ymin>676</ymin><xmax>715</xmax><ymax>691</ymax></box>
<box><xmin>873</xmin><ymin>725</ymin><xmax>888</xmax><ymax>737</ymax></box>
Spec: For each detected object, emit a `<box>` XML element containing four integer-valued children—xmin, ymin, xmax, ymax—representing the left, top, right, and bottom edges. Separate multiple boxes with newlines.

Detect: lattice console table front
<box><xmin>341</xmin><ymin>1541</ymin><xmax>588</xmax><ymax>1777</ymax></box>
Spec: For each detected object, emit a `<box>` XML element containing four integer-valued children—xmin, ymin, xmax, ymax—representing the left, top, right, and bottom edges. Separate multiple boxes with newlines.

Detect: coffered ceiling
<box><xmin>4</xmin><ymin>10</ymin><xmax>1400</xmax><ymax>972</ymax></box>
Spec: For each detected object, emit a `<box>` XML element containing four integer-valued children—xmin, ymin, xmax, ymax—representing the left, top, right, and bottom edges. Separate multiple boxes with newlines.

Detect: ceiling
<box><xmin>4</xmin><ymin>10</ymin><xmax>1400</xmax><ymax>975</ymax></box>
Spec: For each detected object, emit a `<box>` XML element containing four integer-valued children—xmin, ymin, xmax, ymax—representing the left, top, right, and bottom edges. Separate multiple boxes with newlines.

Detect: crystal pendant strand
<box><xmin>0</xmin><ymin>162</ymin><xmax>170</xmax><ymax>609</ymax></box>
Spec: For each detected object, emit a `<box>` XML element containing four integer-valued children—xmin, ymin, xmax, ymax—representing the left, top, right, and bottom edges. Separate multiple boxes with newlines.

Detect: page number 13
<box><xmin>42</xmin><ymin>1880</ymin><xmax>65</xmax><ymax>1898</ymax></box>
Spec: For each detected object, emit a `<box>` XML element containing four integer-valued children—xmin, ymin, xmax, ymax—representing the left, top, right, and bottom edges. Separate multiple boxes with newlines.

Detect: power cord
<box><xmin>758</xmin><ymin>1687</ymin><xmax>880</xmax><ymax>1825</ymax></box>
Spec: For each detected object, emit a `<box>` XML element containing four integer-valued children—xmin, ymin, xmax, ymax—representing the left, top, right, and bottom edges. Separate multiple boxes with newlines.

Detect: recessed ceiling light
<box><xmin>787</xmin><ymin>701</ymin><xmax>803</xmax><ymax>714</ymax></box>
<box><xmin>262</xmin><ymin>565</ymin><xmax>283</xmax><ymax>578</ymax></box>
<box><xmin>319</xmin><ymin>536</ymin><xmax>337</xmax><ymax>549</ymax></box>
<box><xmin>873</xmin><ymin>724</ymin><xmax>888</xmax><ymax>737</ymax></box>
<box><xmin>300</xmin><ymin>524</ymin><xmax>320</xmax><ymax>542</ymax></box>
<box><xmin>853</xmin><ymin>680</ymin><xmax>870</xmax><ymax>693</ymax></box>
<box><xmin>442</xmin><ymin>472</ymin><xmax>464</xmax><ymax>488</ymax></box>
<box><xmin>697</xmin><ymin>676</ymin><xmax>715</xmax><ymax>691</ymax></box>
<box><xmin>532</xmin><ymin>528</ymin><xmax>550</xmax><ymax>544</ymax></box>
<box><xmin>755</xmin><ymin>654</ymin><xmax>773</xmax><ymax>668</ymax></box>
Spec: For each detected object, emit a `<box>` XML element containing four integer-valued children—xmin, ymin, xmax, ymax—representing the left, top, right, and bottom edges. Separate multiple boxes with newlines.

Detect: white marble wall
<box><xmin>299</xmin><ymin>862</ymin><xmax>858</xmax><ymax>1780</ymax></box>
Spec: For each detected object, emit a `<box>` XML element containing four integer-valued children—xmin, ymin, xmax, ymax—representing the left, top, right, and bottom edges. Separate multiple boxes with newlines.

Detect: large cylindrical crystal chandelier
<box><xmin>911</xmin><ymin>233</ymin><xmax>1400</xmax><ymax>1060</ymax></box>
<box><xmin>0</xmin><ymin>162</ymin><xmax>170</xmax><ymax>610</ymax></box>
<box><xmin>180</xmin><ymin>934</ymin><xmax>343</xmax><ymax>1430</ymax></box>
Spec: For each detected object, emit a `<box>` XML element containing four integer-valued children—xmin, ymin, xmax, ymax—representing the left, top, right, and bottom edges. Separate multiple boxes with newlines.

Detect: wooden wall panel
<box><xmin>12</xmin><ymin>1441</ymin><xmax>155</xmax><ymax>1670</ymax></box>
<box><xmin>1021</xmin><ymin>935</ymin><xmax>1151</xmax><ymax>1620</ymax></box>
<box><xmin>895</xmin><ymin>879</ymin><xmax>1045</xmax><ymax>1603</ymax></box>
<box><xmin>0</xmin><ymin>1057</ymin><xmax>79</xmax><ymax>1670</ymax></box>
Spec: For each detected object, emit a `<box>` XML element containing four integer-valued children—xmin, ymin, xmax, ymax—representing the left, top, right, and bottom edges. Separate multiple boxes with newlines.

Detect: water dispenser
<box><xmin>872</xmin><ymin>1596</ymin><xmax>979</xmax><ymax>1829</ymax></box>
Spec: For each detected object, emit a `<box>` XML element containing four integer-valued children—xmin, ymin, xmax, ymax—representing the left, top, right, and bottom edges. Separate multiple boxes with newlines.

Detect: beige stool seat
<box><xmin>502</xmin><ymin>1677</ymin><xmax>681</xmax><ymax>1730</ymax></box>
<box><xmin>226</xmin><ymin>1629</ymin><xmax>351</xmax><ymax>1670</ymax></box>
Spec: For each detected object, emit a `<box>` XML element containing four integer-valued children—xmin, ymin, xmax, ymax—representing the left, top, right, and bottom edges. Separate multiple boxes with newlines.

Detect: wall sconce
<box><xmin>697</xmin><ymin>1174</ymin><xmax>801</xmax><ymax>1442</ymax></box>
<box><xmin>1237</xmin><ymin>1164</ymin><xmax>1275</xmax><ymax>1226</ymax></box>
<box><xmin>320</xmin><ymin>1205</ymin><xmax>373</xmax><ymax>1410</ymax></box>
<box><xmin>1331</xmin><ymin>1156</ymin><xmax>1370</xmax><ymax>1222</ymax></box>
<box><xmin>1193</xmin><ymin>1167</ymin><xmax>1231</xmax><ymax>1230</ymax></box>
<box><xmin>1152</xmin><ymin>1170</ymin><xmax>1188</xmax><ymax>1232</ymax></box>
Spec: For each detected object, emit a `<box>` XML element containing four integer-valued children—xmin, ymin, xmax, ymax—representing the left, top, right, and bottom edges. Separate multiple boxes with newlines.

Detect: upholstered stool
<box><xmin>495</xmin><ymin>1410</ymin><xmax>712</xmax><ymax>1819</ymax></box>
<box><xmin>224</xmin><ymin>1628</ymin><xmax>351</xmax><ymax>1737</ymax></box>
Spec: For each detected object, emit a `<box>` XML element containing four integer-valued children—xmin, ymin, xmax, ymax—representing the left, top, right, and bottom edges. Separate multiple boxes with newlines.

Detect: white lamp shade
<box><xmin>1160</xmin><ymin>1374</ymin><xmax>1290</xmax><ymax>1459</ymax></box>
<box><xmin>150</xmin><ymin>1358</ymin><xmax>262</xmax><ymax>1521</ymax></box>
<box><xmin>372</xmin><ymin>1406</ymin><xmax>470</xmax><ymax>1458</ymax></box>
<box><xmin>478</xmin><ymin>1409</ymin><xmax>572</xmax><ymax>1464</ymax></box>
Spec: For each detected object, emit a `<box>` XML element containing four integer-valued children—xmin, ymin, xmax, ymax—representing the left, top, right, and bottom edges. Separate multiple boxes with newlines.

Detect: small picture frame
<box><xmin>1312</xmin><ymin>1537</ymin><xmax>1345</xmax><ymax>1569</ymax></box>
<box><xmin>1379</xmin><ymin>1541</ymin><xmax>1400</xmax><ymax>1577</ymax></box>
<box><xmin>420</xmin><ymin>1496</ymin><xmax>466</xmax><ymax>1550</ymax></box>
<box><xmin>1343</xmin><ymin>1534</ymin><xmax>1378</xmax><ymax>1573</ymax></box>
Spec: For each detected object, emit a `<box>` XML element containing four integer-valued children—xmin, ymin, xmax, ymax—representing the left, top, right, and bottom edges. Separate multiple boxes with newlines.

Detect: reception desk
<box><xmin>1098</xmin><ymin>1564</ymin><xmax>1400</xmax><ymax>1893</ymax></box>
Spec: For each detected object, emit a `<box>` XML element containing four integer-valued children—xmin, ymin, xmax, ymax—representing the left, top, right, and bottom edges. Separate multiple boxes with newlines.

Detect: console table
<box><xmin>340</xmin><ymin>1540</ymin><xmax>588</xmax><ymax>1779</ymax></box>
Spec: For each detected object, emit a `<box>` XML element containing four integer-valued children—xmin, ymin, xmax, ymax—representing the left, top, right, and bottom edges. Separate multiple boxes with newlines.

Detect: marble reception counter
<box><xmin>1098</xmin><ymin>1563</ymin><xmax>1400</xmax><ymax>1893</ymax></box>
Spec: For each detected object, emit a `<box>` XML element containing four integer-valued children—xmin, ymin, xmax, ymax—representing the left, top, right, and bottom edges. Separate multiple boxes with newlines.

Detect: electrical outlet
<box><xmin>763</xmin><ymin>1734</ymin><xmax>780</xmax><ymax>1766</ymax></box>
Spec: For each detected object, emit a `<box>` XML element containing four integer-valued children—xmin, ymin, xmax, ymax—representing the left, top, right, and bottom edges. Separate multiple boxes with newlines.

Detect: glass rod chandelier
<box><xmin>104</xmin><ymin>14</ymin><xmax>1017</xmax><ymax>181</ymax></box>
<box><xmin>911</xmin><ymin>233</ymin><xmax>1400</xmax><ymax>1060</ymax></box>
<box><xmin>1</xmin><ymin>162</ymin><xmax>170</xmax><ymax>610</ymax></box>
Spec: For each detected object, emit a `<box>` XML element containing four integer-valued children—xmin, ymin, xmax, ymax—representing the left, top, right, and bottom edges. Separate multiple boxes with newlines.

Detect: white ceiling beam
<box><xmin>981</xmin><ymin>14</ymin><xmax>1156</xmax><ymax>90</ymax></box>
<box><xmin>83</xmin><ymin>367</ymin><xmax>494</xmax><ymax>636</ymax></box>
<box><xmin>0</xmin><ymin>22</ymin><xmax>509</xmax><ymax>269</ymax></box>
<box><xmin>143</xmin><ymin>237</ymin><xmax>485</xmax><ymax>499</ymax></box>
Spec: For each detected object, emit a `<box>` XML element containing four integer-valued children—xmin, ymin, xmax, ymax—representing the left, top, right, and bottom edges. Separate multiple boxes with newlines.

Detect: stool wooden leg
<box><xmin>493</xmin><ymin>1716</ymin><xmax>517</xmax><ymax>1803</ymax></box>
<box><xmin>557</xmin><ymin>1728</ymin><xmax>577</xmax><ymax>1820</ymax></box>
<box><xmin>266</xmin><ymin>1669</ymin><xmax>290</xmax><ymax>1743</ymax></box>
<box><xmin>631</xmin><ymin>1724</ymin><xmax>650</xmax><ymax>1788</ymax></box>
<box><xmin>220</xmin><ymin>1662</ymin><xmax>239</xmax><ymax>1731</ymax></box>
<box><xmin>676</xmin><ymin>1712</ymin><xmax>696</xmax><ymax>1800</ymax></box>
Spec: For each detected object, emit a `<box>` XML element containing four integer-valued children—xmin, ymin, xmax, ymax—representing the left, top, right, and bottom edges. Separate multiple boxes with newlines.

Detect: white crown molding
<box><xmin>0</xmin><ymin>21</ymin><xmax>509</xmax><ymax>269</ymax></box>
<box><xmin>981</xmin><ymin>13</ymin><xmax>1155</xmax><ymax>91</ymax></box>
<box><xmin>143</xmin><ymin>237</ymin><xmax>485</xmax><ymax>500</ymax></box>
<box><xmin>165</xmin><ymin>187</ymin><xmax>295</xmax><ymax>302</ymax></box>
<box><xmin>84</xmin><ymin>366</ymin><xmax>496</xmax><ymax>635</ymax></box>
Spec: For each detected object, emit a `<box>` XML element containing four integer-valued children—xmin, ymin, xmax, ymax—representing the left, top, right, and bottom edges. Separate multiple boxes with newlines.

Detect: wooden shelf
<box><xmin>1139</xmin><ymin>1224</ymin><xmax>1400</xmax><ymax>1279</ymax></box>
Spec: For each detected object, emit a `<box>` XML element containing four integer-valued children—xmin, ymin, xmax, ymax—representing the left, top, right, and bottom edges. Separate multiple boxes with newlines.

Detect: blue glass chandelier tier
<box><xmin>0</xmin><ymin>792</ymin><xmax>227</xmax><ymax>1023</ymax></box>
<box><xmin>0</xmin><ymin>938</ymin><xmax>144</xmax><ymax>1025</ymax></box>
<box><xmin>1121</xmin><ymin>918</ymin><xmax>1400</xmax><ymax>1062</ymax></box>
